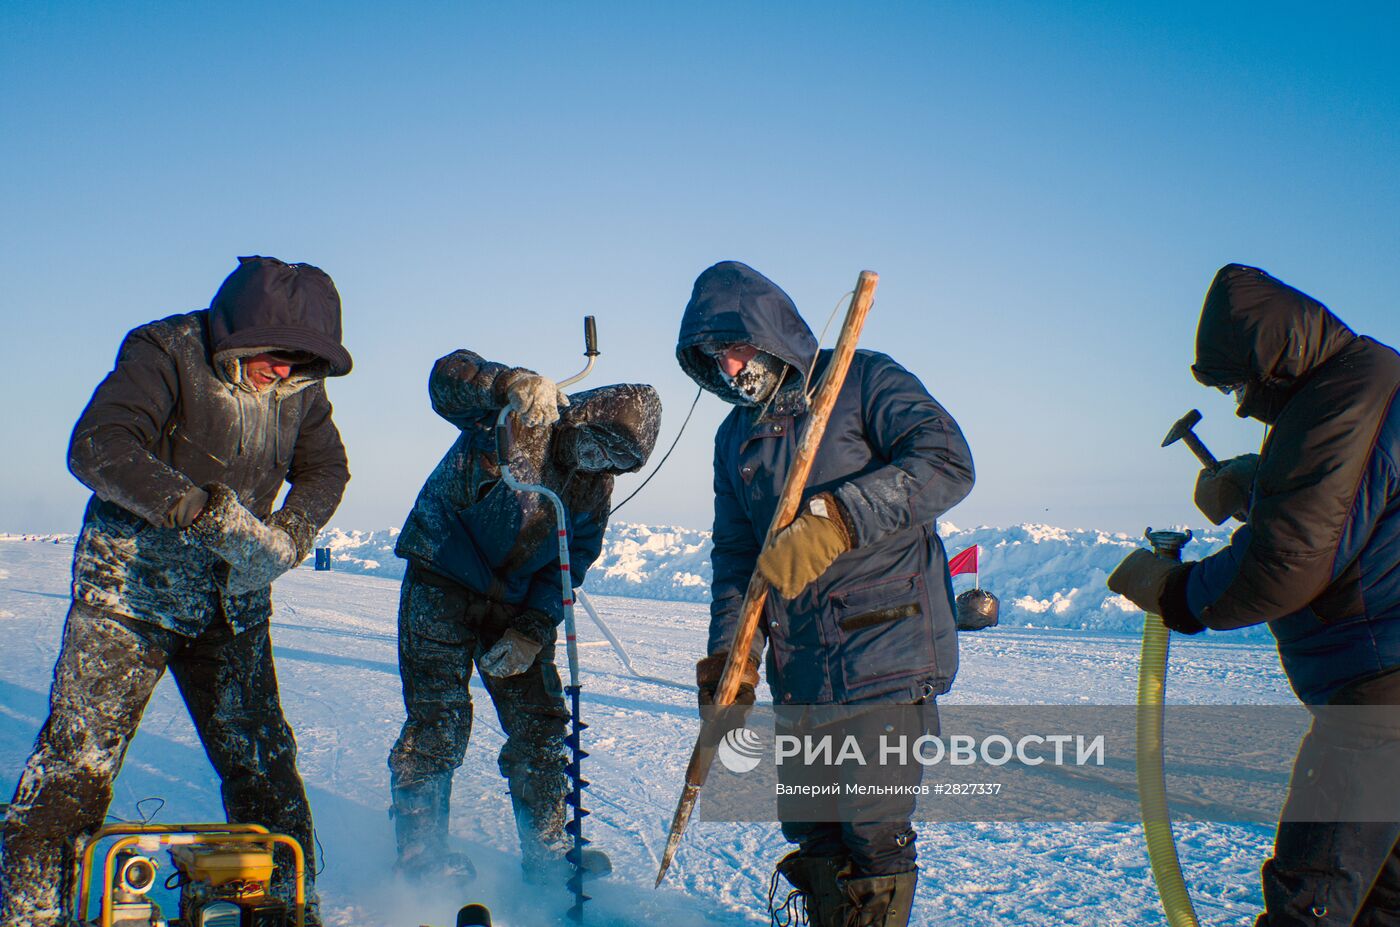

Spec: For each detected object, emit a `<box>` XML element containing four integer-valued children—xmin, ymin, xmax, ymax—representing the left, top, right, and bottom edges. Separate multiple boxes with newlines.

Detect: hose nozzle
<box><xmin>1144</xmin><ymin>528</ymin><xmax>1192</xmax><ymax>561</ymax></box>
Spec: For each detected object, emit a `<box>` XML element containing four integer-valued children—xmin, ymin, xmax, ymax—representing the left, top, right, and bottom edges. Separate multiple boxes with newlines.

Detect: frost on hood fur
<box><xmin>209</xmin><ymin>255</ymin><xmax>353</xmax><ymax>383</ymax></box>
<box><xmin>555</xmin><ymin>383</ymin><xmax>663</xmax><ymax>474</ymax></box>
<box><xmin>676</xmin><ymin>261</ymin><xmax>818</xmax><ymax>416</ymax></box>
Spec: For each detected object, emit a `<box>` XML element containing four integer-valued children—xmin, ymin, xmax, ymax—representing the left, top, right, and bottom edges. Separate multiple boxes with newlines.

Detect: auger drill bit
<box><xmin>564</xmin><ymin>684</ymin><xmax>591</xmax><ymax>921</ymax></box>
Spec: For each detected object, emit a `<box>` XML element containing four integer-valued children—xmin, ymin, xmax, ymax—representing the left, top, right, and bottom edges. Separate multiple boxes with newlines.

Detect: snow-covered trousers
<box><xmin>0</xmin><ymin>602</ymin><xmax>316</xmax><ymax>927</ymax></box>
<box><xmin>1258</xmin><ymin>671</ymin><xmax>1400</xmax><ymax>927</ymax></box>
<box><xmin>388</xmin><ymin>563</ymin><xmax>570</xmax><ymax>869</ymax></box>
<box><xmin>777</xmin><ymin>700</ymin><xmax>938</xmax><ymax>877</ymax></box>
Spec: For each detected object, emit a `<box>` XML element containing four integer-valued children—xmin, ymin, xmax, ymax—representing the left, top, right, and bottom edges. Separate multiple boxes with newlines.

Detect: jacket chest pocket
<box><xmin>830</xmin><ymin>573</ymin><xmax>932</xmax><ymax>686</ymax></box>
<box><xmin>166</xmin><ymin>420</ymin><xmax>234</xmax><ymax>485</ymax></box>
<box><xmin>735</xmin><ymin>438</ymin><xmax>774</xmax><ymax>484</ymax></box>
<box><xmin>466</xmin><ymin>428</ymin><xmax>503</xmax><ymax>504</ymax></box>
<box><xmin>734</xmin><ymin>430</ymin><xmax>792</xmax><ymax>520</ymax></box>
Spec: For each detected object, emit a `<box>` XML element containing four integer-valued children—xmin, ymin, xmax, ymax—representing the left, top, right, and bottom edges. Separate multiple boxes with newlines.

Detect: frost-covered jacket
<box><xmin>1183</xmin><ymin>264</ymin><xmax>1400</xmax><ymax>705</ymax></box>
<box><xmin>395</xmin><ymin>350</ymin><xmax>660</xmax><ymax>638</ymax></box>
<box><xmin>677</xmin><ymin>261</ymin><xmax>975</xmax><ymax>706</ymax></box>
<box><xmin>67</xmin><ymin>257</ymin><xmax>351</xmax><ymax>636</ymax></box>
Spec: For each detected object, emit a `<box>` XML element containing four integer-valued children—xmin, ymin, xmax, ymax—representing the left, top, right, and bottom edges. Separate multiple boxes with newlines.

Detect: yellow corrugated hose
<box><xmin>1138</xmin><ymin>610</ymin><xmax>1201</xmax><ymax>927</ymax></box>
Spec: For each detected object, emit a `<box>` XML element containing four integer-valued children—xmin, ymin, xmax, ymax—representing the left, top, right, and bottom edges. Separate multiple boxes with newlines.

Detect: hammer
<box><xmin>1161</xmin><ymin>409</ymin><xmax>1220</xmax><ymax>471</ymax></box>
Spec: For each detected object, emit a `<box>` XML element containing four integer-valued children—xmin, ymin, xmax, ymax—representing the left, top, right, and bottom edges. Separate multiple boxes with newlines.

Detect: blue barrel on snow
<box><xmin>314</xmin><ymin>548</ymin><xmax>331</xmax><ymax>571</ymax></box>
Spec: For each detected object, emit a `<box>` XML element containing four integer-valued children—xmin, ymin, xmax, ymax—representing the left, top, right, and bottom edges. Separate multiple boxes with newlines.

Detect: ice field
<box><xmin>0</xmin><ymin>537</ymin><xmax>1290</xmax><ymax>926</ymax></box>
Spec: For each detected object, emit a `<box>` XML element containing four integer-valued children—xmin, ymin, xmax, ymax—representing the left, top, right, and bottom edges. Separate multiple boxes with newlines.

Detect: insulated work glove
<box><xmin>266</xmin><ymin>506</ymin><xmax>318</xmax><ymax>564</ymax></box>
<box><xmin>1159</xmin><ymin>602</ymin><xmax>1206</xmax><ymax>635</ymax></box>
<box><xmin>505</xmin><ymin>372</ymin><xmax>569</xmax><ymax>428</ymax></box>
<box><xmin>186</xmin><ymin>483</ymin><xmax>300</xmax><ymax>595</ymax></box>
<box><xmin>479</xmin><ymin>628</ymin><xmax>543</xmax><ymax>678</ymax></box>
<box><xmin>1106</xmin><ymin>549</ymin><xmax>1187</xmax><ymax>620</ymax></box>
<box><xmin>757</xmin><ymin>493</ymin><xmax>853</xmax><ymax>599</ymax></box>
<box><xmin>696</xmin><ymin>651</ymin><xmax>762</xmax><ymax>709</ymax></box>
<box><xmin>1194</xmin><ymin>453</ymin><xmax>1259</xmax><ymax>525</ymax></box>
<box><xmin>1107</xmin><ymin>551</ymin><xmax>1205</xmax><ymax>635</ymax></box>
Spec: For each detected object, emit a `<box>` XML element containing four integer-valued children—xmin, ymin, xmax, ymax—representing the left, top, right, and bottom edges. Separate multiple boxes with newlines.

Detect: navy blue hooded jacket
<box><xmin>396</xmin><ymin>351</ymin><xmax>661</xmax><ymax>636</ymax></box>
<box><xmin>677</xmin><ymin>262</ymin><xmax>975</xmax><ymax>705</ymax></box>
<box><xmin>1183</xmin><ymin>265</ymin><xmax>1400</xmax><ymax>705</ymax></box>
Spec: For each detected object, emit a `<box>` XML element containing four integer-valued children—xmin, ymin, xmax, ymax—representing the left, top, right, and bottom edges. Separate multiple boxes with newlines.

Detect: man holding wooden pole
<box><xmin>673</xmin><ymin>261</ymin><xmax>975</xmax><ymax>927</ymax></box>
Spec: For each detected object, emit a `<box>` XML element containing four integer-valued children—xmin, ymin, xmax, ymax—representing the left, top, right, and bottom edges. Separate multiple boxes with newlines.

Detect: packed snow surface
<box><xmin>1</xmin><ymin>532</ymin><xmax>1286</xmax><ymax>926</ymax></box>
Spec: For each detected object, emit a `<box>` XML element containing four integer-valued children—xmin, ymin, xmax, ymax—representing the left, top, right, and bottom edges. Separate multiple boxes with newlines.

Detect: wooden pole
<box><xmin>654</xmin><ymin>270</ymin><xmax>879</xmax><ymax>887</ymax></box>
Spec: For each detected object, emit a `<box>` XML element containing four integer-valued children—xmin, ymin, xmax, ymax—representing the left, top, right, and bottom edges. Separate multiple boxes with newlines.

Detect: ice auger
<box><xmin>495</xmin><ymin>316</ymin><xmax>599</xmax><ymax>922</ymax></box>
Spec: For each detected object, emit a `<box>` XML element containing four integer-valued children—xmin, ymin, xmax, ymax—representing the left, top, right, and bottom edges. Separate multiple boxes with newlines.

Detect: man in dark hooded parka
<box><xmin>1110</xmin><ymin>264</ymin><xmax>1400</xmax><ymax>926</ymax></box>
<box><xmin>0</xmin><ymin>256</ymin><xmax>352</xmax><ymax>927</ymax></box>
<box><xmin>676</xmin><ymin>261</ymin><xmax>975</xmax><ymax>927</ymax></box>
<box><xmin>388</xmin><ymin>350</ymin><xmax>660</xmax><ymax>885</ymax></box>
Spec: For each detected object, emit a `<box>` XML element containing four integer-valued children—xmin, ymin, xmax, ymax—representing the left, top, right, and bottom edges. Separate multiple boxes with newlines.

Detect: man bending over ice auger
<box><xmin>388</xmin><ymin>349</ymin><xmax>660</xmax><ymax>886</ymax></box>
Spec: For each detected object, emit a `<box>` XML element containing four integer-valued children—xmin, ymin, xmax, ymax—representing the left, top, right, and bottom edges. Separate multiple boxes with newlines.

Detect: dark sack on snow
<box><xmin>956</xmin><ymin>588</ymin><xmax>1000</xmax><ymax>631</ymax></box>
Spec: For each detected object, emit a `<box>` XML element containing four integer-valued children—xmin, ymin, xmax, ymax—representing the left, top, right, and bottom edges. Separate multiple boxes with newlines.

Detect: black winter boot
<box><xmin>521</xmin><ymin>847</ymin><xmax>614</xmax><ymax>887</ymax></box>
<box><xmin>770</xmin><ymin>850</ymin><xmax>851</xmax><ymax>927</ymax></box>
<box><xmin>506</xmin><ymin>755</ymin><xmax>601</xmax><ymax>884</ymax></box>
<box><xmin>391</xmin><ymin>774</ymin><xmax>475</xmax><ymax>883</ymax></box>
<box><xmin>838</xmin><ymin>870</ymin><xmax>918</xmax><ymax>927</ymax></box>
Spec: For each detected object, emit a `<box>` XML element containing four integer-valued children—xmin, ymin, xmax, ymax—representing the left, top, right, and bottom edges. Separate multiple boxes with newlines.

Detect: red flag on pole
<box><xmin>948</xmin><ymin>545</ymin><xmax>979</xmax><ymax>577</ymax></box>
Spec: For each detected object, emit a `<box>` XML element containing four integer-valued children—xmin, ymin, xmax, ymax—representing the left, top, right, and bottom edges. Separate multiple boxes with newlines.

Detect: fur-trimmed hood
<box><xmin>209</xmin><ymin>255</ymin><xmax>353</xmax><ymax>379</ymax></box>
<box><xmin>676</xmin><ymin>261</ymin><xmax>817</xmax><ymax>415</ymax></box>
<box><xmin>555</xmin><ymin>383</ymin><xmax>662</xmax><ymax>474</ymax></box>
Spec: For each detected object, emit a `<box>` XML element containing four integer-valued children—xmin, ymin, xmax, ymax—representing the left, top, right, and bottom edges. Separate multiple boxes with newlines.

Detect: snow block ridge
<box><xmin>289</xmin><ymin>521</ymin><xmax>1244</xmax><ymax>637</ymax></box>
<box><xmin>1</xmin><ymin>521</ymin><xmax>1245</xmax><ymax>635</ymax></box>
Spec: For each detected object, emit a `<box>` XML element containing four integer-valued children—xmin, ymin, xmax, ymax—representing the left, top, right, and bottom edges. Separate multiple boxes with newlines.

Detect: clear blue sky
<box><xmin>3</xmin><ymin>1</ymin><xmax>1397</xmax><ymax>535</ymax></box>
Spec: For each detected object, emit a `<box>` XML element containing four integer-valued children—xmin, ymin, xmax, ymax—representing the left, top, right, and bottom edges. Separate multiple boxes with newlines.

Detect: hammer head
<box><xmin>1161</xmin><ymin>409</ymin><xmax>1203</xmax><ymax>448</ymax></box>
